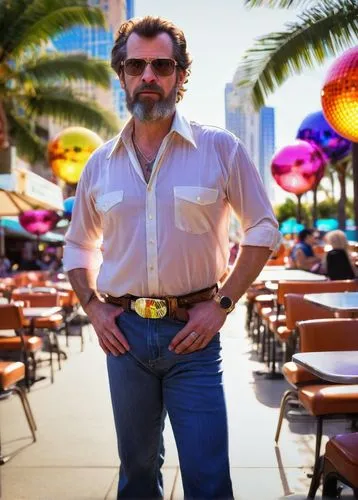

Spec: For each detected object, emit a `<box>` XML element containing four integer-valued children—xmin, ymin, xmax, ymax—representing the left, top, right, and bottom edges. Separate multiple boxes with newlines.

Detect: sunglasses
<box><xmin>121</xmin><ymin>58</ymin><xmax>178</xmax><ymax>77</ymax></box>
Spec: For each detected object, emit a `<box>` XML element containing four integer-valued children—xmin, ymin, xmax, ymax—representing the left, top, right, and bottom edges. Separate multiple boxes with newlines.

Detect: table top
<box><xmin>23</xmin><ymin>307</ymin><xmax>62</xmax><ymax>318</ymax></box>
<box><xmin>255</xmin><ymin>269</ymin><xmax>327</xmax><ymax>284</ymax></box>
<box><xmin>293</xmin><ymin>351</ymin><xmax>358</xmax><ymax>383</ymax></box>
<box><xmin>46</xmin><ymin>282</ymin><xmax>72</xmax><ymax>291</ymax></box>
<box><xmin>304</xmin><ymin>292</ymin><xmax>358</xmax><ymax>312</ymax></box>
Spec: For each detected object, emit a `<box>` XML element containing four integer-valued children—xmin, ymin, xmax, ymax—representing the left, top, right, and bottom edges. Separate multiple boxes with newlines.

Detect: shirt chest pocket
<box><xmin>96</xmin><ymin>190</ymin><xmax>124</xmax><ymax>214</ymax></box>
<box><xmin>174</xmin><ymin>186</ymin><xmax>219</xmax><ymax>235</ymax></box>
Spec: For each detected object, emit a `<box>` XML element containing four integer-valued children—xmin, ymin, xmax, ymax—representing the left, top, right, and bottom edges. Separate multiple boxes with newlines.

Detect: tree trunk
<box><xmin>296</xmin><ymin>194</ymin><xmax>302</xmax><ymax>223</ymax></box>
<box><xmin>337</xmin><ymin>165</ymin><xmax>347</xmax><ymax>230</ymax></box>
<box><xmin>0</xmin><ymin>100</ymin><xmax>9</xmax><ymax>150</ymax></box>
<box><xmin>353</xmin><ymin>143</ymin><xmax>358</xmax><ymax>240</ymax></box>
<box><xmin>312</xmin><ymin>188</ymin><xmax>318</xmax><ymax>227</ymax></box>
<box><xmin>329</xmin><ymin>171</ymin><xmax>335</xmax><ymax>198</ymax></box>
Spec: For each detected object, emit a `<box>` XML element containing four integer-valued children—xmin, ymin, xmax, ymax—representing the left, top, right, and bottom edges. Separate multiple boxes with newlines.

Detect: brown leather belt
<box><xmin>105</xmin><ymin>284</ymin><xmax>218</xmax><ymax>321</ymax></box>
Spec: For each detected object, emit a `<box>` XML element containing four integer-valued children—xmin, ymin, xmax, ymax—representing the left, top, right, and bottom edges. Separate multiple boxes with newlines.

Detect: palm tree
<box><xmin>236</xmin><ymin>0</ymin><xmax>358</xmax><ymax>109</ymax></box>
<box><xmin>236</xmin><ymin>0</ymin><xmax>358</xmax><ymax>230</ymax></box>
<box><xmin>0</xmin><ymin>0</ymin><xmax>120</xmax><ymax>162</ymax></box>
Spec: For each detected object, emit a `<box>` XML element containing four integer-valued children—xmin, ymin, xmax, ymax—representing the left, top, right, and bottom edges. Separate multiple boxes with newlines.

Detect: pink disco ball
<box><xmin>19</xmin><ymin>210</ymin><xmax>60</xmax><ymax>235</ymax></box>
<box><xmin>271</xmin><ymin>140</ymin><xmax>326</xmax><ymax>195</ymax></box>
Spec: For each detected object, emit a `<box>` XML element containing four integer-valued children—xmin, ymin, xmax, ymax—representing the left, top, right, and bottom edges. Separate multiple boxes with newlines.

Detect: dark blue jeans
<box><xmin>107</xmin><ymin>311</ymin><xmax>233</xmax><ymax>499</ymax></box>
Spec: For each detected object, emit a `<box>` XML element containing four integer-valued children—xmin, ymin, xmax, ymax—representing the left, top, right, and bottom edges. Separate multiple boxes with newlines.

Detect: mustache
<box><xmin>134</xmin><ymin>83</ymin><xmax>164</xmax><ymax>97</ymax></box>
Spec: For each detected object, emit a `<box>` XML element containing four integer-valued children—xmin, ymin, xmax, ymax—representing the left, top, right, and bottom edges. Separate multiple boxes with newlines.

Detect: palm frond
<box><xmin>18</xmin><ymin>54</ymin><xmax>111</xmax><ymax>88</ymax></box>
<box><xmin>7</xmin><ymin>109</ymin><xmax>46</xmax><ymax>162</ymax></box>
<box><xmin>0</xmin><ymin>0</ymin><xmax>105</xmax><ymax>61</ymax></box>
<box><xmin>235</xmin><ymin>0</ymin><xmax>358</xmax><ymax>109</ymax></box>
<box><xmin>245</xmin><ymin>0</ymin><xmax>314</xmax><ymax>8</ymax></box>
<box><xmin>18</xmin><ymin>87</ymin><xmax>120</xmax><ymax>138</ymax></box>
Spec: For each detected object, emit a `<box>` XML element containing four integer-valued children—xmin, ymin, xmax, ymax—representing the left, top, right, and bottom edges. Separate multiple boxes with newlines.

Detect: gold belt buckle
<box><xmin>134</xmin><ymin>298</ymin><xmax>167</xmax><ymax>319</ymax></box>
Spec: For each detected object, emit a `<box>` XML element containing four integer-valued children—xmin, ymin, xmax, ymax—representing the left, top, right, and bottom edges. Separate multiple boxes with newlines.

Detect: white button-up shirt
<box><xmin>63</xmin><ymin>111</ymin><xmax>281</xmax><ymax>297</ymax></box>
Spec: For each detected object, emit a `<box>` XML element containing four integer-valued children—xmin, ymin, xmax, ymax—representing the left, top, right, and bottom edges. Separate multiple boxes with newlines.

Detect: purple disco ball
<box><xmin>271</xmin><ymin>140</ymin><xmax>326</xmax><ymax>195</ymax></box>
<box><xmin>19</xmin><ymin>210</ymin><xmax>60</xmax><ymax>235</ymax></box>
<box><xmin>296</xmin><ymin>110</ymin><xmax>351</xmax><ymax>161</ymax></box>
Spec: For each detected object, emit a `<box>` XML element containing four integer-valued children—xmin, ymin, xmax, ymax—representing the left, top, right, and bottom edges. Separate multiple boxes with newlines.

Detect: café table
<box><xmin>304</xmin><ymin>292</ymin><xmax>358</xmax><ymax>318</ymax></box>
<box><xmin>23</xmin><ymin>306</ymin><xmax>62</xmax><ymax>320</ymax></box>
<box><xmin>255</xmin><ymin>268</ymin><xmax>327</xmax><ymax>284</ymax></box>
<box><xmin>293</xmin><ymin>351</ymin><xmax>358</xmax><ymax>384</ymax></box>
<box><xmin>23</xmin><ymin>306</ymin><xmax>63</xmax><ymax>334</ymax></box>
<box><xmin>45</xmin><ymin>281</ymin><xmax>73</xmax><ymax>292</ymax></box>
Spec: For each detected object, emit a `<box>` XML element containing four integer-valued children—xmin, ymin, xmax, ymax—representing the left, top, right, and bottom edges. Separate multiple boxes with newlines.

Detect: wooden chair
<box><xmin>321</xmin><ymin>433</ymin><xmax>358</xmax><ymax>498</ymax></box>
<box><xmin>295</xmin><ymin>319</ymin><xmax>358</xmax><ymax>498</ymax></box>
<box><xmin>0</xmin><ymin>361</ymin><xmax>37</xmax><ymax>464</ymax></box>
<box><xmin>0</xmin><ymin>304</ymin><xmax>43</xmax><ymax>388</ymax></box>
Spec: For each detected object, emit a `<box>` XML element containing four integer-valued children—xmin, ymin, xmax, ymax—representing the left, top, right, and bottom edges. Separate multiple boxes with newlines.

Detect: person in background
<box><xmin>288</xmin><ymin>228</ymin><xmax>322</xmax><ymax>271</ymax></box>
<box><xmin>18</xmin><ymin>246</ymin><xmax>41</xmax><ymax>271</ymax></box>
<box><xmin>320</xmin><ymin>229</ymin><xmax>358</xmax><ymax>278</ymax></box>
<box><xmin>39</xmin><ymin>248</ymin><xmax>62</xmax><ymax>273</ymax></box>
<box><xmin>0</xmin><ymin>255</ymin><xmax>11</xmax><ymax>277</ymax></box>
<box><xmin>63</xmin><ymin>16</ymin><xmax>281</xmax><ymax>499</ymax></box>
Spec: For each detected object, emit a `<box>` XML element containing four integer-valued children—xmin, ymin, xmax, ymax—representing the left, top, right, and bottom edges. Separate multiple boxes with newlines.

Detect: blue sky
<box><xmin>135</xmin><ymin>0</ymin><xmax>336</xmax><ymax>150</ymax></box>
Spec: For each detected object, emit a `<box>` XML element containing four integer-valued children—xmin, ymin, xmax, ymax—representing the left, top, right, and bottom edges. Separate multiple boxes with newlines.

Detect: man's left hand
<box><xmin>169</xmin><ymin>300</ymin><xmax>227</xmax><ymax>354</ymax></box>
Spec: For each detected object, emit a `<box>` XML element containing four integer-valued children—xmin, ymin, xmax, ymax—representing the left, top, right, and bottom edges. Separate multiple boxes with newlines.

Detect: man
<box><xmin>289</xmin><ymin>228</ymin><xmax>321</xmax><ymax>271</ymax></box>
<box><xmin>63</xmin><ymin>16</ymin><xmax>281</xmax><ymax>499</ymax></box>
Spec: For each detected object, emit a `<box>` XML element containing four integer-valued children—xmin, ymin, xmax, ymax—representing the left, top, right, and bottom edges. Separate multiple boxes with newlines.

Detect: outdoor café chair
<box><xmin>275</xmin><ymin>293</ymin><xmax>336</xmax><ymax>443</ymax></box>
<box><xmin>295</xmin><ymin>319</ymin><xmax>358</xmax><ymax>498</ymax></box>
<box><xmin>265</xmin><ymin>280</ymin><xmax>358</xmax><ymax>377</ymax></box>
<box><xmin>320</xmin><ymin>432</ymin><xmax>358</xmax><ymax>498</ymax></box>
<box><xmin>11</xmin><ymin>292</ymin><xmax>66</xmax><ymax>383</ymax></box>
<box><xmin>0</xmin><ymin>304</ymin><xmax>43</xmax><ymax>388</ymax></box>
<box><xmin>0</xmin><ymin>360</ymin><xmax>37</xmax><ymax>464</ymax></box>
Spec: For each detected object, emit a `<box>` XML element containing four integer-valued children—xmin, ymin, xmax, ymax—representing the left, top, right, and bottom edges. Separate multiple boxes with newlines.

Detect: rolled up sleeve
<box><xmin>227</xmin><ymin>140</ymin><xmax>281</xmax><ymax>251</ymax></box>
<box><xmin>63</xmin><ymin>160</ymin><xmax>103</xmax><ymax>272</ymax></box>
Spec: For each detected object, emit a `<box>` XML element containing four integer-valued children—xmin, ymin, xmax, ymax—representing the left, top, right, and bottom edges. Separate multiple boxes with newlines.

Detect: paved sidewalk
<box><xmin>0</xmin><ymin>304</ymin><xmax>355</xmax><ymax>499</ymax></box>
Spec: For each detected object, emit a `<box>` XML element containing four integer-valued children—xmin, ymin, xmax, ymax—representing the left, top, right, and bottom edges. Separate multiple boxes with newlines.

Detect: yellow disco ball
<box><xmin>321</xmin><ymin>47</ymin><xmax>358</xmax><ymax>142</ymax></box>
<box><xmin>48</xmin><ymin>127</ymin><xmax>103</xmax><ymax>184</ymax></box>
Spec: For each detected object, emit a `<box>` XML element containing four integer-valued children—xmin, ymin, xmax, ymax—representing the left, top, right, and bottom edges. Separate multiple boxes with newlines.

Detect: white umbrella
<box><xmin>0</xmin><ymin>168</ymin><xmax>63</xmax><ymax>215</ymax></box>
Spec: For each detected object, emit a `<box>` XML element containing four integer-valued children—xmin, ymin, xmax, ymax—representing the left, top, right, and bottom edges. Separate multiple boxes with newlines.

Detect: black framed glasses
<box><xmin>121</xmin><ymin>58</ymin><xmax>178</xmax><ymax>77</ymax></box>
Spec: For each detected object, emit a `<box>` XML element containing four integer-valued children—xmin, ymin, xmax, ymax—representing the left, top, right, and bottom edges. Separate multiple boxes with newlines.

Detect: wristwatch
<box><xmin>213</xmin><ymin>292</ymin><xmax>235</xmax><ymax>314</ymax></box>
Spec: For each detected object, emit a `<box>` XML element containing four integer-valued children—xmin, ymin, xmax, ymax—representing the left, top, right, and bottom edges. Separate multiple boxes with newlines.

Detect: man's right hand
<box><xmin>85</xmin><ymin>299</ymin><xmax>130</xmax><ymax>356</ymax></box>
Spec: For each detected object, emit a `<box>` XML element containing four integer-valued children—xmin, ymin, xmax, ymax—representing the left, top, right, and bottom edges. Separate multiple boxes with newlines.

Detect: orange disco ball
<box><xmin>321</xmin><ymin>47</ymin><xmax>358</xmax><ymax>142</ymax></box>
<box><xmin>48</xmin><ymin>127</ymin><xmax>103</xmax><ymax>184</ymax></box>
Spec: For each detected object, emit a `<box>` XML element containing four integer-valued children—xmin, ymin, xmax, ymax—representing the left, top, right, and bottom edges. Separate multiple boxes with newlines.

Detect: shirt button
<box><xmin>149</xmin><ymin>265</ymin><xmax>154</xmax><ymax>271</ymax></box>
<box><xmin>149</xmin><ymin>239</ymin><xmax>154</xmax><ymax>244</ymax></box>
<box><xmin>149</xmin><ymin>215</ymin><xmax>153</xmax><ymax>220</ymax></box>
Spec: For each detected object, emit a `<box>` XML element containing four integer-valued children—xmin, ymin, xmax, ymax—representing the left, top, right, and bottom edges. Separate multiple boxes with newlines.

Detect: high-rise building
<box><xmin>225</xmin><ymin>82</ymin><xmax>275</xmax><ymax>202</ymax></box>
<box><xmin>259</xmin><ymin>107</ymin><xmax>275</xmax><ymax>201</ymax></box>
<box><xmin>126</xmin><ymin>0</ymin><xmax>134</xmax><ymax>19</ymax></box>
<box><xmin>52</xmin><ymin>0</ymin><xmax>129</xmax><ymax>124</ymax></box>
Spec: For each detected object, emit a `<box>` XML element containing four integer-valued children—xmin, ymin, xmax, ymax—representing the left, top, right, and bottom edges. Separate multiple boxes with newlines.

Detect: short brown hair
<box><xmin>111</xmin><ymin>16</ymin><xmax>192</xmax><ymax>102</ymax></box>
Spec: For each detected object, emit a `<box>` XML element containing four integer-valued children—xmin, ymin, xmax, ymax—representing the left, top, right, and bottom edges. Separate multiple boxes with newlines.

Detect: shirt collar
<box><xmin>106</xmin><ymin>109</ymin><xmax>197</xmax><ymax>160</ymax></box>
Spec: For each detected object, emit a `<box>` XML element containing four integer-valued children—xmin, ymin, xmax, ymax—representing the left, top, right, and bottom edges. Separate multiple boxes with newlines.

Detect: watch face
<box><xmin>220</xmin><ymin>296</ymin><xmax>232</xmax><ymax>309</ymax></box>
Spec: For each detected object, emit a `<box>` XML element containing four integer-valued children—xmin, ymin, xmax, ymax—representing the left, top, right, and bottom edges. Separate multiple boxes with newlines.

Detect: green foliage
<box><xmin>273</xmin><ymin>197</ymin><xmax>311</xmax><ymax>223</ymax></box>
<box><xmin>316</xmin><ymin>198</ymin><xmax>338</xmax><ymax>218</ymax></box>
<box><xmin>245</xmin><ymin>0</ymin><xmax>314</xmax><ymax>7</ymax></box>
<box><xmin>274</xmin><ymin>196</ymin><xmax>353</xmax><ymax>224</ymax></box>
<box><xmin>0</xmin><ymin>0</ymin><xmax>119</xmax><ymax>163</ymax></box>
<box><xmin>237</xmin><ymin>0</ymin><xmax>358</xmax><ymax>109</ymax></box>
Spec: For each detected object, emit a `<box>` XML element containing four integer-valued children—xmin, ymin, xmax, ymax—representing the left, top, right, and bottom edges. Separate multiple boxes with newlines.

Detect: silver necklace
<box><xmin>132</xmin><ymin>135</ymin><xmax>157</xmax><ymax>164</ymax></box>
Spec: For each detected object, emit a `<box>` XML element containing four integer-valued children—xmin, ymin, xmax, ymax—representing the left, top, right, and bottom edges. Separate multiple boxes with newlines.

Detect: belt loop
<box><xmin>166</xmin><ymin>297</ymin><xmax>178</xmax><ymax>319</ymax></box>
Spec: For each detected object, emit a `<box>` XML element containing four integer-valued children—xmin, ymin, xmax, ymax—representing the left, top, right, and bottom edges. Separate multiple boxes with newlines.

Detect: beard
<box><xmin>125</xmin><ymin>82</ymin><xmax>177</xmax><ymax>122</ymax></box>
